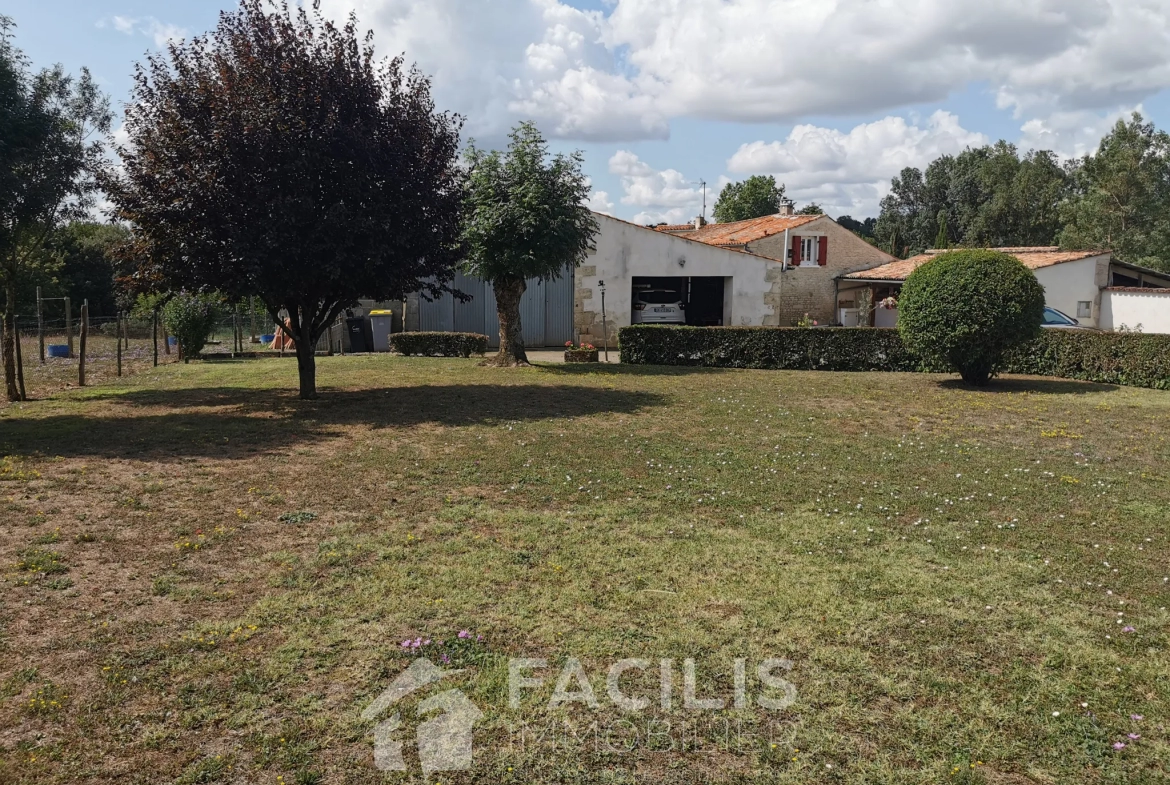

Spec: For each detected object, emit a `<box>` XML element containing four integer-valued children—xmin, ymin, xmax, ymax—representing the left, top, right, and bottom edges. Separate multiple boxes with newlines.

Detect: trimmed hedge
<box><xmin>619</xmin><ymin>325</ymin><xmax>1170</xmax><ymax>390</ymax></box>
<box><xmin>618</xmin><ymin>325</ymin><xmax>920</xmax><ymax>372</ymax></box>
<box><xmin>1003</xmin><ymin>330</ymin><xmax>1170</xmax><ymax>389</ymax></box>
<box><xmin>389</xmin><ymin>332</ymin><xmax>488</xmax><ymax>358</ymax></box>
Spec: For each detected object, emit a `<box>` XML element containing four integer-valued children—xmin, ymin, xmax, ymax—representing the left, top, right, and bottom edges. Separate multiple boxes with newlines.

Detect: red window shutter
<box><xmin>790</xmin><ymin>235</ymin><xmax>801</xmax><ymax>266</ymax></box>
<box><xmin>818</xmin><ymin>236</ymin><xmax>829</xmax><ymax>266</ymax></box>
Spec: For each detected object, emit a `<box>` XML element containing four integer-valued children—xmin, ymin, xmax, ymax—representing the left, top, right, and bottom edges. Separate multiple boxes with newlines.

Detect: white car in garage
<box><xmin>632</xmin><ymin>289</ymin><xmax>686</xmax><ymax>324</ymax></box>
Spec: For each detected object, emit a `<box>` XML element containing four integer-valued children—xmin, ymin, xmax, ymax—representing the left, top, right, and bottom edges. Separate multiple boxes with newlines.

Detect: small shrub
<box><xmin>278</xmin><ymin>511</ymin><xmax>317</xmax><ymax>525</ymax></box>
<box><xmin>163</xmin><ymin>293</ymin><xmax>222</xmax><ymax>361</ymax></box>
<box><xmin>389</xmin><ymin>331</ymin><xmax>489</xmax><ymax>358</ymax></box>
<box><xmin>898</xmin><ymin>250</ymin><xmax>1045</xmax><ymax>385</ymax></box>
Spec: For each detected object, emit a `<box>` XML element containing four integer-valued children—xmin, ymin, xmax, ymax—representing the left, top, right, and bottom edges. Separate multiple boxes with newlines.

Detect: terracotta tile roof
<box><xmin>842</xmin><ymin>247</ymin><xmax>1109</xmax><ymax>281</ymax></box>
<box><xmin>680</xmin><ymin>214</ymin><xmax>823</xmax><ymax>247</ymax></box>
<box><xmin>1106</xmin><ymin>286</ymin><xmax>1170</xmax><ymax>292</ymax></box>
<box><xmin>654</xmin><ymin>224</ymin><xmax>697</xmax><ymax>232</ymax></box>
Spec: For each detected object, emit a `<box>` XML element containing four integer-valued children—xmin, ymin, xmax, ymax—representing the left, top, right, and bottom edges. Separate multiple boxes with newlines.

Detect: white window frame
<box><xmin>800</xmin><ymin>236</ymin><xmax>821</xmax><ymax>267</ymax></box>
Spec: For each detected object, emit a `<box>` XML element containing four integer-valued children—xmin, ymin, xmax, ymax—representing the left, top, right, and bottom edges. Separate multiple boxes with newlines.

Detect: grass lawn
<box><xmin>1</xmin><ymin>356</ymin><xmax>1168</xmax><ymax>784</ymax></box>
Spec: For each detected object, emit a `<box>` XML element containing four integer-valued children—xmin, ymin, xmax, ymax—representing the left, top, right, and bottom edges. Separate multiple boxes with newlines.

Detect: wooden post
<box><xmin>36</xmin><ymin>287</ymin><xmax>44</xmax><ymax>364</ymax></box>
<box><xmin>78</xmin><ymin>301</ymin><xmax>88</xmax><ymax>387</ymax></box>
<box><xmin>152</xmin><ymin>309</ymin><xmax>159</xmax><ymax>367</ymax></box>
<box><xmin>14</xmin><ymin>316</ymin><xmax>26</xmax><ymax>401</ymax></box>
<box><xmin>116</xmin><ymin>311</ymin><xmax>123</xmax><ymax>376</ymax></box>
<box><xmin>65</xmin><ymin>297</ymin><xmax>73</xmax><ymax>358</ymax></box>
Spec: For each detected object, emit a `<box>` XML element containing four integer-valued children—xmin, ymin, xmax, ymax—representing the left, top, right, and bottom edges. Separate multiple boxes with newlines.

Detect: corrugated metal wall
<box><xmin>417</xmin><ymin>269</ymin><xmax>574</xmax><ymax>347</ymax></box>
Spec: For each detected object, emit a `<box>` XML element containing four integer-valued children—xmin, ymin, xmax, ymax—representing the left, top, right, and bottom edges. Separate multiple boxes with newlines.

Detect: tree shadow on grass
<box><xmin>0</xmin><ymin>384</ymin><xmax>666</xmax><ymax>460</ymax></box>
<box><xmin>936</xmin><ymin>377</ymin><xmax>1121</xmax><ymax>395</ymax></box>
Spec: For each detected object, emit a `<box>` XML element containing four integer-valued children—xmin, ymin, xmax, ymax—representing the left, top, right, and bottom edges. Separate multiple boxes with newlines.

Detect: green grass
<box><xmin>0</xmin><ymin>355</ymin><xmax>1168</xmax><ymax>783</ymax></box>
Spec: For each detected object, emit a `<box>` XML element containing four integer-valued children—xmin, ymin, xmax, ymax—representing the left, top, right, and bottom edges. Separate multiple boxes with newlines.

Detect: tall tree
<box><xmin>1060</xmin><ymin>113</ymin><xmax>1170</xmax><ymax>272</ymax></box>
<box><xmin>874</xmin><ymin>142</ymin><xmax>1070</xmax><ymax>257</ymax></box>
<box><xmin>462</xmin><ymin>122</ymin><xmax>597</xmax><ymax>367</ymax></box>
<box><xmin>712</xmin><ymin>175</ymin><xmax>785</xmax><ymax>223</ymax></box>
<box><xmin>0</xmin><ymin>16</ymin><xmax>110</xmax><ymax>401</ymax></box>
<box><xmin>106</xmin><ymin>0</ymin><xmax>465</xmax><ymax>398</ymax></box>
<box><xmin>41</xmin><ymin>222</ymin><xmax>129</xmax><ymax>318</ymax></box>
<box><xmin>796</xmin><ymin>202</ymin><xmax>824</xmax><ymax>215</ymax></box>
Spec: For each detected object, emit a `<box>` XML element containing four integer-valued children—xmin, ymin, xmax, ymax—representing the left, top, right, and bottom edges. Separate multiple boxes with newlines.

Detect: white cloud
<box><xmin>315</xmin><ymin>1</ymin><xmax>1170</xmax><ymax>142</ymax></box>
<box><xmin>728</xmin><ymin>112</ymin><xmax>990</xmax><ymax>216</ymax></box>
<box><xmin>608</xmin><ymin>151</ymin><xmax>705</xmax><ymax>225</ymax></box>
<box><xmin>1018</xmin><ymin>105</ymin><xmax>1142</xmax><ymax>159</ymax></box>
<box><xmin>101</xmin><ymin>16</ymin><xmax>187</xmax><ymax>48</ymax></box>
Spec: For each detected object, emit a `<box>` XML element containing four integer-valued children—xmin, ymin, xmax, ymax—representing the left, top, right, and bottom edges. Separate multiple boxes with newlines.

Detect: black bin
<box><xmin>346</xmin><ymin>317</ymin><xmax>371</xmax><ymax>353</ymax></box>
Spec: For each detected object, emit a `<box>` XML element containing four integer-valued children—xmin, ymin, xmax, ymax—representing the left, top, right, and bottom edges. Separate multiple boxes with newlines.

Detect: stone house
<box><xmin>659</xmin><ymin>206</ymin><xmax>897</xmax><ymax>325</ymax></box>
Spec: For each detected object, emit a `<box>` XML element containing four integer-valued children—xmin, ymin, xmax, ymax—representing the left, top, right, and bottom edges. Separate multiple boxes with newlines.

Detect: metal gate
<box><xmin>417</xmin><ymin>268</ymin><xmax>574</xmax><ymax>347</ymax></box>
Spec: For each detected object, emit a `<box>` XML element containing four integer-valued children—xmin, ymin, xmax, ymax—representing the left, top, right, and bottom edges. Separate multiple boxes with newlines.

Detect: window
<box><xmin>1077</xmin><ymin>301</ymin><xmax>1092</xmax><ymax>319</ymax></box>
<box><xmin>800</xmin><ymin>237</ymin><xmax>818</xmax><ymax>266</ymax></box>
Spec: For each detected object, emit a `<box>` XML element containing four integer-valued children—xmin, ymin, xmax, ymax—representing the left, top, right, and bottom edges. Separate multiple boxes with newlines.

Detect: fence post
<box><xmin>14</xmin><ymin>316</ymin><xmax>26</xmax><ymax>401</ymax></box>
<box><xmin>116</xmin><ymin>310</ymin><xmax>123</xmax><ymax>377</ymax></box>
<box><xmin>78</xmin><ymin>301</ymin><xmax>88</xmax><ymax>387</ymax></box>
<box><xmin>65</xmin><ymin>297</ymin><xmax>73</xmax><ymax>358</ymax></box>
<box><xmin>249</xmin><ymin>299</ymin><xmax>257</xmax><ymax>344</ymax></box>
<box><xmin>36</xmin><ymin>287</ymin><xmax>44</xmax><ymax>364</ymax></box>
<box><xmin>152</xmin><ymin>308</ymin><xmax>159</xmax><ymax>367</ymax></box>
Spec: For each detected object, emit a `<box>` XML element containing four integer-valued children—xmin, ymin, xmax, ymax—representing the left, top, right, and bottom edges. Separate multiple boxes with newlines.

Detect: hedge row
<box><xmin>618</xmin><ymin>325</ymin><xmax>1170</xmax><ymax>390</ymax></box>
<box><xmin>618</xmin><ymin>325</ymin><xmax>921</xmax><ymax>372</ymax></box>
<box><xmin>389</xmin><ymin>331</ymin><xmax>489</xmax><ymax>358</ymax></box>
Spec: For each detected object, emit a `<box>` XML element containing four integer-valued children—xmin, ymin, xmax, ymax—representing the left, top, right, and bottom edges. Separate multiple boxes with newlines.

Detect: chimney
<box><xmin>693</xmin><ymin>215</ymin><xmax>708</xmax><ymax>229</ymax></box>
<box><xmin>779</xmin><ymin>200</ymin><xmax>795</xmax><ymax>217</ymax></box>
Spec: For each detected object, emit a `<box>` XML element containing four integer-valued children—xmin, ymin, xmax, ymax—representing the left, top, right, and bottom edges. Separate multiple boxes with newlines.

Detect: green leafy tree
<box><xmin>875</xmin><ymin>142</ymin><xmax>1070</xmax><ymax>257</ymax></box>
<box><xmin>837</xmin><ymin>215</ymin><xmax>876</xmax><ymax>238</ymax></box>
<box><xmin>462</xmin><ymin>122</ymin><xmax>598</xmax><ymax>366</ymax></box>
<box><xmin>712</xmin><ymin>175</ymin><xmax>785</xmax><ymax>223</ymax></box>
<box><xmin>38</xmin><ymin>222</ymin><xmax>129</xmax><ymax>317</ymax></box>
<box><xmin>898</xmin><ymin>250</ymin><xmax>1045</xmax><ymax>386</ymax></box>
<box><xmin>1060</xmin><ymin>113</ymin><xmax>1170</xmax><ymax>273</ymax></box>
<box><xmin>934</xmin><ymin>210</ymin><xmax>950</xmax><ymax>249</ymax></box>
<box><xmin>0</xmin><ymin>16</ymin><xmax>110</xmax><ymax>400</ymax></box>
<box><xmin>105</xmin><ymin>0</ymin><xmax>465</xmax><ymax>398</ymax></box>
<box><xmin>796</xmin><ymin>202</ymin><xmax>824</xmax><ymax>215</ymax></box>
<box><xmin>162</xmin><ymin>293</ymin><xmax>221</xmax><ymax>361</ymax></box>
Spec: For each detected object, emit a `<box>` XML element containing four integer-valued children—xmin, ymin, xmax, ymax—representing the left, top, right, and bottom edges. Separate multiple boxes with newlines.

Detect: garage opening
<box><xmin>631</xmin><ymin>276</ymin><xmax>727</xmax><ymax>326</ymax></box>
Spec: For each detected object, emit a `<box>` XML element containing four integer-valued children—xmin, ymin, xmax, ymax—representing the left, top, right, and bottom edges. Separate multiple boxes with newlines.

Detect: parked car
<box><xmin>632</xmin><ymin>289</ymin><xmax>686</xmax><ymax>324</ymax></box>
<box><xmin>1041</xmin><ymin>306</ymin><xmax>1097</xmax><ymax>330</ymax></box>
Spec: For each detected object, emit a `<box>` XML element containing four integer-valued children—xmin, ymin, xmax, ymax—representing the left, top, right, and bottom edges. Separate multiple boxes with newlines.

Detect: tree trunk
<box><xmin>488</xmin><ymin>277</ymin><xmax>528</xmax><ymax>366</ymax></box>
<box><xmin>3</xmin><ymin>281</ymin><xmax>21</xmax><ymax>402</ymax></box>
<box><xmin>295</xmin><ymin>318</ymin><xmax>317</xmax><ymax>400</ymax></box>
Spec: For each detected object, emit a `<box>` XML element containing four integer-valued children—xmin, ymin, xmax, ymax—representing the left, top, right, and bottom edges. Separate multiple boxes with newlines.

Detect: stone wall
<box><xmin>749</xmin><ymin>217</ymin><xmax>894</xmax><ymax>325</ymax></box>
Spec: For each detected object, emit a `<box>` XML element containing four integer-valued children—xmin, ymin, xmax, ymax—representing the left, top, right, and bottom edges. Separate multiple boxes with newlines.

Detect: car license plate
<box><xmin>653</xmin><ymin>307</ymin><xmax>670</xmax><ymax>312</ymax></box>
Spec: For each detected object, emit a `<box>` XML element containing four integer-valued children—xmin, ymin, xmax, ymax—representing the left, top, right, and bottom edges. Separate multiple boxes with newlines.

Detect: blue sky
<box><xmin>8</xmin><ymin>0</ymin><xmax>1170</xmax><ymax>224</ymax></box>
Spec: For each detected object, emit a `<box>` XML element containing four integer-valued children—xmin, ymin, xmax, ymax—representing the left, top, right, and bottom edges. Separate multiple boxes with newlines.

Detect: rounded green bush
<box><xmin>898</xmin><ymin>250</ymin><xmax>1045</xmax><ymax>385</ymax></box>
<box><xmin>162</xmin><ymin>293</ymin><xmax>221</xmax><ymax>361</ymax></box>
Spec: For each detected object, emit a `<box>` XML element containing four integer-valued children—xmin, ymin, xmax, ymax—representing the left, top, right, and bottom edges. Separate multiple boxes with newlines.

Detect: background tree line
<box><xmin>873</xmin><ymin>114</ymin><xmax>1170</xmax><ymax>272</ymax></box>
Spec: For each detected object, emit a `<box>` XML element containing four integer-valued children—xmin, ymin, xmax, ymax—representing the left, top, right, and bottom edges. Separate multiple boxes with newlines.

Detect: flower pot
<box><xmin>564</xmin><ymin>349</ymin><xmax>599</xmax><ymax>363</ymax></box>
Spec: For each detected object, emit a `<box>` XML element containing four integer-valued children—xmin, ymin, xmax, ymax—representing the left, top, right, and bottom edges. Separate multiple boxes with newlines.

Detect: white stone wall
<box><xmin>1033</xmin><ymin>255</ymin><xmax>1110</xmax><ymax>327</ymax></box>
<box><xmin>575</xmin><ymin>214</ymin><xmax>783</xmax><ymax>346</ymax></box>
<box><xmin>1101</xmin><ymin>289</ymin><xmax>1170</xmax><ymax>334</ymax></box>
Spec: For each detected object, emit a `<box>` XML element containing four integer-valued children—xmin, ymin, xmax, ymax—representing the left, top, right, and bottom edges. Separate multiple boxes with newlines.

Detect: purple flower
<box><xmin>1128</xmin><ymin>733</ymin><xmax>1140</xmax><ymax>740</ymax></box>
<box><xmin>458</xmin><ymin>630</ymin><xmax>470</xmax><ymax>639</ymax></box>
<box><xmin>423</xmin><ymin>639</ymin><xmax>431</xmax><ymax>646</ymax></box>
<box><xmin>477</xmin><ymin>634</ymin><xmax>484</xmax><ymax>641</ymax></box>
<box><xmin>1131</xmin><ymin>714</ymin><xmax>1144</xmax><ymax>721</ymax></box>
<box><xmin>411</xmin><ymin>637</ymin><xmax>422</xmax><ymax>648</ymax></box>
<box><xmin>1113</xmin><ymin>742</ymin><xmax>1126</xmax><ymax>750</ymax></box>
<box><xmin>440</xmin><ymin>654</ymin><xmax>450</xmax><ymax>664</ymax></box>
<box><xmin>401</xmin><ymin>640</ymin><xmax>411</xmax><ymax>649</ymax></box>
<box><xmin>1122</xmin><ymin>626</ymin><xmax>1136</xmax><ymax>633</ymax></box>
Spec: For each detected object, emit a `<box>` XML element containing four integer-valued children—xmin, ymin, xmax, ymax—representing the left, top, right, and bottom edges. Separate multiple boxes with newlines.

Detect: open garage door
<box><xmin>632</xmin><ymin>276</ymin><xmax>726</xmax><ymax>327</ymax></box>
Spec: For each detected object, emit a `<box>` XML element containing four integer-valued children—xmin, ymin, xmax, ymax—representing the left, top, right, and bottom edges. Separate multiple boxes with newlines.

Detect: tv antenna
<box><xmin>693</xmin><ymin>179</ymin><xmax>707</xmax><ymax>220</ymax></box>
